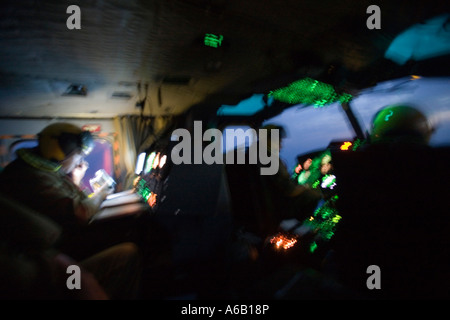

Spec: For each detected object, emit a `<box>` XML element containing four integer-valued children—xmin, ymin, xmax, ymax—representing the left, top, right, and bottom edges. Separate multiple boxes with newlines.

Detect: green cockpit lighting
<box><xmin>268</xmin><ymin>78</ymin><xmax>352</xmax><ymax>107</ymax></box>
<box><xmin>204</xmin><ymin>33</ymin><xmax>224</xmax><ymax>48</ymax></box>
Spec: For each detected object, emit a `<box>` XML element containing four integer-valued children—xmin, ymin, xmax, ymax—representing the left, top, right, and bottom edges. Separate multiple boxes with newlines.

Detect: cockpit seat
<box><xmin>331</xmin><ymin>144</ymin><xmax>450</xmax><ymax>298</ymax></box>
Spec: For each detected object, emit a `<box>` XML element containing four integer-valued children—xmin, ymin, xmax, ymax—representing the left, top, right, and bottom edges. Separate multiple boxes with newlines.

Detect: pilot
<box><xmin>260</xmin><ymin>124</ymin><xmax>323</xmax><ymax>221</ymax></box>
<box><xmin>329</xmin><ymin>104</ymin><xmax>449</xmax><ymax>298</ymax></box>
<box><xmin>370</xmin><ymin>104</ymin><xmax>434</xmax><ymax>146</ymax></box>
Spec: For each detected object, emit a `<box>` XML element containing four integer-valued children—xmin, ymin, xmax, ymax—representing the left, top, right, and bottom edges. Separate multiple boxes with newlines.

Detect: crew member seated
<box><xmin>0</xmin><ymin>123</ymin><xmax>140</xmax><ymax>259</ymax></box>
<box><xmin>0</xmin><ymin>123</ymin><xmax>111</xmax><ymax>225</ymax></box>
<box><xmin>330</xmin><ymin>104</ymin><xmax>450</xmax><ymax>299</ymax></box>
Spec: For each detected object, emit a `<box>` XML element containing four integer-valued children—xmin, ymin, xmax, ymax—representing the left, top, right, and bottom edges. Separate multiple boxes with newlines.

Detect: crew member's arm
<box><xmin>76</xmin><ymin>183</ymin><xmax>113</xmax><ymax>221</ymax></box>
<box><xmin>70</xmin><ymin>160</ymin><xmax>89</xmax><ymax>187</ymax></box>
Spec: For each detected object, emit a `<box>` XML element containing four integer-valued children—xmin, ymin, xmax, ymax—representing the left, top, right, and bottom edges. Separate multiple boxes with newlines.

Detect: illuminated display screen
<box><xmin>304</xmin><ymin>197</ymin><xmax>341</xmax><ymax>244</ymax></box>
<box><xmin>144</xmin><ymin>152</ymin><xmax>156</xmax><ymax>173</ymax></box>
<box><xmin>152</xmin><ymin>153</ymin><xmax>160</xmax><ymax>169</ymax></box>
<box><xmin>143</xmin><ymin>151</ymin><xmax>168</xmax><ymax>174</ymax></box>
<box><xmin>204</xmin><ymin>33</ymin><xmax>224</xmax><ymax>48</ymax></box>
<box><xmin>135</xmin><ymin>152</ymin><xmax>146</xmax><ymax>175</ymax></box>
<box><xmin>291</xmin><ymin>148</ymin><xmax>342</xmax><ymax>252</ymax></box>
<box><xmin>293</xmin><ymin>150</ymin><xmax>333</xmax><ymax>188</ymax></box>
<box><xmin>135</xmin><ymin>177</ymin><xmax>158</xmax><ymax>208</ymax></box>
<box><xmin>159</xmin><ymin>154</ymin><xmax>167</xmax><ymax>168</ymax></box>
<box><xmin>269</xmin><ymin>233</ymin><xmax>299</xmax><ymax>251</ymax></box>
<box><xmin>293</xmin><ymin>139</ymin><xmax>364</xmax><ymax>189</ymax></box>
<box><xmin>135</xmin><ymin>147</ymin><xmax>171</xmax><ymax>211</ymax></box>
<box><xmin>290</xmin><ymin>140</ymin><xmax>366</xmax><ymax>252</ymax></box>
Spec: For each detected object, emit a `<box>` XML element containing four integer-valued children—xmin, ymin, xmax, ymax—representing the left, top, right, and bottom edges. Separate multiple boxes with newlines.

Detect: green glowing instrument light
<box><xmin>268</xmin><ymin>78</ymin><xmax>352</xmax><ymax>107</ymax></box>
<box><xmin>204</xmin><ymin>33</ymin><xmax>224</xmax><ymax>48</ymax></box>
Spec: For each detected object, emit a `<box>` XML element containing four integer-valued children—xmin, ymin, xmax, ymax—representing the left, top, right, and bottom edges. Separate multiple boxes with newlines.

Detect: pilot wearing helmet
<box><xmin>329</xmin><ymin>104</ymin><xmax>450</xmax><ymax>298</ymax></box>
<box><xmin>370</xmin><ymin>104</ymin><xmax>435</xmax><ymax>146</ymax></box>
<box><xmin>0</xmin><ymin>122</ymin><xmax>113</xmax><ymax>229</ymax></box>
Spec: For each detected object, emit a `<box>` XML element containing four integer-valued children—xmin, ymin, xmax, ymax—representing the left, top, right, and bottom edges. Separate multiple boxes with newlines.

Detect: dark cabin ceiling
<box><xmin>0</xmin><ymin>0</ymin><xmax>448</xmax><ymax>118</ymax></box>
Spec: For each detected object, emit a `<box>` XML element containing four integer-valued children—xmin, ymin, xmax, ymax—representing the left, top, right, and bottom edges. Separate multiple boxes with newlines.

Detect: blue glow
<box><xmin>217</xmin><ymin>94</ymin><xmax>273</xmax><ymax>116</ymax></box>
<box><xmin>385</xmin><ymin>14</ymin><xmax>450</xmax><ymax>65</ymax></box>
